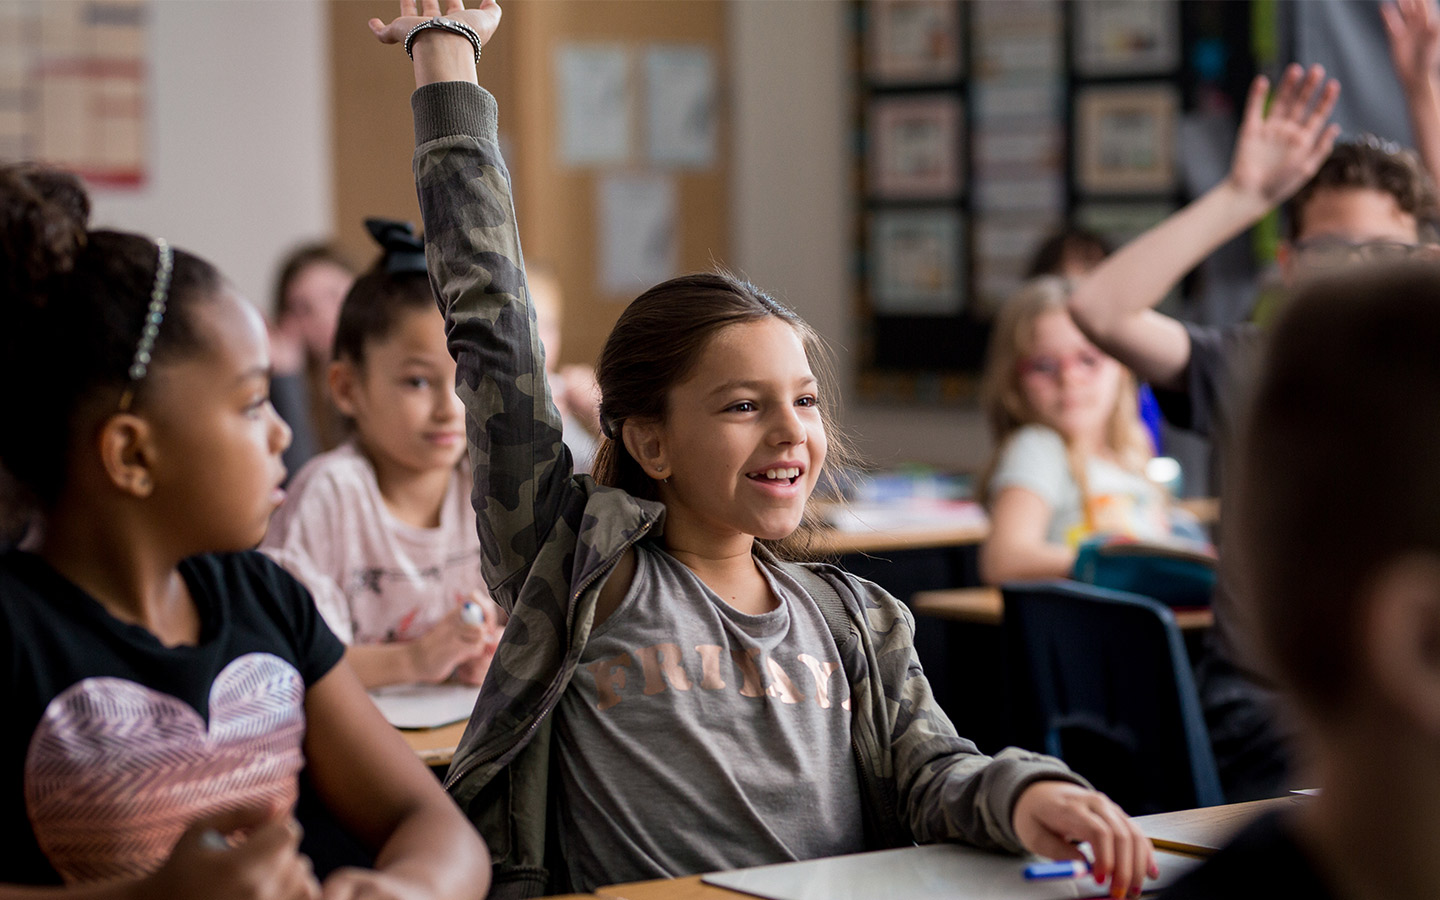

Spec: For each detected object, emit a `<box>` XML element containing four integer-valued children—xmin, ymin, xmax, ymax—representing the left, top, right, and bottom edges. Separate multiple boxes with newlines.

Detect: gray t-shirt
<box><xmin>554</xmin><ymin>541</ymin><xmax>865</xmax><ymax>891</ymax></box>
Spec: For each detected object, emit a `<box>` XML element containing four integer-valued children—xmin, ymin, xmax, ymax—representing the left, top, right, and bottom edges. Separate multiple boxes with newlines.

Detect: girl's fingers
<box><xmin>1311</xmin><ymin>122</ymin><xmax>1343</xmax><ymax>165</ymax></box>
<box><xmin>1269</xmin><ymin>63</ymin><xmax>1305</xmax><ymax>121</ymax></box>
<box><xmin>1096</xmin><ymin>804</ymin><xmax>1142</xmax><ymax>898</ymax></box>
<box><xmin>1241</xmin><ymin>74</ymin><xmax>1270</xmax><ymax>132</ymax></box>
<box><xmin>1288</xmin><ymin>64</ymin><xmax>1327</xmax><ymax>123</ymax></box>
<box><xmin>1301</xmin><ymin>79</ymin><xmax>1341</xmax><ymax>136</ymax></box>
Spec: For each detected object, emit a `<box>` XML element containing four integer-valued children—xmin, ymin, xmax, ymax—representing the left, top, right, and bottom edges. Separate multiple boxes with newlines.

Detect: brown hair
<box><xmin>1288</xmin><ymin>135</ymin><xmax>1440</xmax><ymax>240</ymax></box>
<box><xmin>592</xmin><ymin>271</ymin><xmax>855</xmax><ymax>558</ymax></box>
<box><xmin>0</xmin><ymin>163</ymin><xmax>221</xmax><ymax>506</ymax></box>
<box><xmin>977</xmin><ymin>277</ymin><xmax>1151</xmax><ymax>506</ymax></box>
<box><xmin>1025</xmin><ymin>226</ymin><xmax>1113</xmax><ymax>279</ymax></box>
<box><xmin>1231</xmin><ymin>261</ymin><xmax>1440</xmax><ymax>718</ymax></box>
<box><xmin>272</xmin><ymin>242</ymin><xmax>355</xmax><ymax>320</ymax></box>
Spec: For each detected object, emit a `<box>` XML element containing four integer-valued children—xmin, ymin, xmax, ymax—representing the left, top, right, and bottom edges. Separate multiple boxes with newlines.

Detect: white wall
<box><xmin>87</xmin><ymin>0</ymin><xmax>332</xmax><ymax>315</ymax></box>
<box><xmin>728</xmin><ymin>0</ymin><xmax>992</xmax><ymax>472</ymax></box>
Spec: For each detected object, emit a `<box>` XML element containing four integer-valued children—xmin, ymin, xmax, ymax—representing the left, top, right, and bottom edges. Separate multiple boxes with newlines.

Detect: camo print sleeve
<box><xmin>840</xmin><ymin>573</ymin><xmax>1087</xmax><ymax>854</ymax></box>
<box><xmin>410</xmin><ymin>81</ymin><xmax>572</xmax><ymax>606</ymax></box>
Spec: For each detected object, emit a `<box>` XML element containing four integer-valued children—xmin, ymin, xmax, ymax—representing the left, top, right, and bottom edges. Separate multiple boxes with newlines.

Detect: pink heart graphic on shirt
<box><xmin>24</xmin><ymin>652</ymin><xmax>306</xmax><ymax>885</ymax></box>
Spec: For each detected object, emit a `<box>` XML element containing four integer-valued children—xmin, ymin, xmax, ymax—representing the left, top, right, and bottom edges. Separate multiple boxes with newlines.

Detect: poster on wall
<box><xmin>598</xmin><ymin>173</ymin><xmax>678</xmax><ymax>296</ymax></box>
<box><xmin>0</xmin><ymin>0</ymin><xmax>149</xmax><ymax>187</ymax></box>
<box><xmin>868</xmin><ymin>209</ymin><xmax>964</xmax><ymax>315</ymax></box>
<box><xmin>865</xmin><ymin>0</ymin><xmax>963</xmax><ymax>84</ymax></box>
<box><xmin>1073</xmin><ymin>0</ymin><xmax>1181</xmax><ymax>76</ymax></box>
<box><xmin>557</xmin><ymin>43</ymin><xmax>632</xmax><ymax>167</ymax></box>
<box><xmin>1075</xmin><ymin>84</ymin><xmax>1179</xmax><ymax>194</ymax></box>
<box><xmin>867</xmin><ymin>94</ymin><xmax>963</xmax><ymax>199</ymax></box>
<box><xmin>645</xmin><ymin>45</ymin><xmax>717</xmax><ymax>168</ymax></box>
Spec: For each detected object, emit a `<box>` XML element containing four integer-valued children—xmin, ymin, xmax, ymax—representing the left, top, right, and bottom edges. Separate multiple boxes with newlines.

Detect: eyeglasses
<box><xmin>1291</xmin><ymin>238</ymin><xmax>1429</xmax><ymax>268</ymax></box>
<box><xmin>1018</xmin><ymin>350</ymin><xmax>1104</xmax><ymax>380</ymax></box>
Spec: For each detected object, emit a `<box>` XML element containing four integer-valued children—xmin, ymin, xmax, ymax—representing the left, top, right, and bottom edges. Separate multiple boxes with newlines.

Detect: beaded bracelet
<box><xmin>404</xmin><ymin>16</ymin><xmax>482</xmax><ymax>64</ymax></box>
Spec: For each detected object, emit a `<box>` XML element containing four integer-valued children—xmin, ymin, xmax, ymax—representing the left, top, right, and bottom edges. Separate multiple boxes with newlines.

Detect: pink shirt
<box><xmin>261</xmin><ymin>441</ymin><xmax>489</xmax><ymax>645</ymax></box>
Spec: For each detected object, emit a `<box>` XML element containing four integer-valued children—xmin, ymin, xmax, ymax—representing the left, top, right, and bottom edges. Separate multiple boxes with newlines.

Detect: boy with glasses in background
<box><xmin>1067</xmin><ymin>60</ymin><xmax>1439</xmax><ymax>805</ymax></box>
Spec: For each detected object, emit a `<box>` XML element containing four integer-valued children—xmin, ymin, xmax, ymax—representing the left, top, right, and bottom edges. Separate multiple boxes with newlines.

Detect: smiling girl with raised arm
<box><xmin>373</xmin><ymin>2</ymin><xmax>1156</xmax><ymax>898</ymax></box>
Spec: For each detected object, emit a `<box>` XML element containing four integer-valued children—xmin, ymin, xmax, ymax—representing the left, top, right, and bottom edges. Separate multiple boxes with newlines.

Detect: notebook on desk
<box><xmin>700</xmin><ymin>843</ymin><xmax>1201</xmax><ymax>900</ymax></box>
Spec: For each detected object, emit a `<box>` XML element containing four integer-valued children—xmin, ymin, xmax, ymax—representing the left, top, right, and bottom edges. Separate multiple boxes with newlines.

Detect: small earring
<box><xmin>135</xmin><ymin>474</ymin><xmax>151</xmax><ymax>491</ymax></box>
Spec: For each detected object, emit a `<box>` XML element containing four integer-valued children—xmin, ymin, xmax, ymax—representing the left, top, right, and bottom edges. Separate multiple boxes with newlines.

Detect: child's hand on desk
<box><xmin>407</xmin><ymin>602</ymin><xmax>492</xmax><ymax>685</ymax></box>
<box><xmin>1012</xmin><ymin>781</ymin><xmax>1156</xmax><ymax>899</ymax></box>
<box><xmin>450</xmin><ymin>591</ymin><xmax>505</xmax><ymax>686</ymax></box>
<box><xmin>149</xmin><ymin>806</ymin><xmax>319</xmax><ymax>900</ymax></box>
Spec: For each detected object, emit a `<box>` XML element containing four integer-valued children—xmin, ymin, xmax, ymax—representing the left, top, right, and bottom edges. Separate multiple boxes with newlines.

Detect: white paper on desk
<box><xmin>645</xmin><ymin>45</ymin><xmax>716</xmax><ymax>167</ymax></box>
<box><xmin>598</xmin><ymin>173</ymin><xmax>678</xmax><ymax>295</ymax></box>
<box><xmin>368</xmin><ymin>683</ymin><xmax>480</xmax><ymax>730</ymax></box>
<box><xmin>702</xmin><ymin>843</ymin><xmax>1200</xmax><ymax>900</ymax></box>
<box><xmin>556</xmin><ymin>44</ymin><xmax>631</xmax><ymax>166</ymax></box>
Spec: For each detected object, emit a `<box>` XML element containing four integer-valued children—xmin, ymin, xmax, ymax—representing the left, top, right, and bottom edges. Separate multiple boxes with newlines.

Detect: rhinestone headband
<box><xmin>118</xmin><ymin>238</ymin><xmax>173</xmax><ymax>411</ymax></box>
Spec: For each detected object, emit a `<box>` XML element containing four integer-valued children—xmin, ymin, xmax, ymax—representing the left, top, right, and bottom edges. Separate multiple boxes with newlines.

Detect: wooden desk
<box><xmin>595</xmin><ymin>875</ymin><xmax>722</xmax><ymax>900</ymax></box>
<box><xmin>808</xmin><ymin>497</ymin><xmax>1216</xmax><ymax>558</ymax></box>
<box><xmin>911</xmin><ymin>586</ymin><xmax>1215</xmax><ymax>631</ymax></box>
<box><xmin>1135</xmin><ymin>794</ymin><xmax>1307</xmax><ymax>857</ymax></box>
<box><xmin>808</xmin><ymin>521</ymin><xmax>989</xmax><ymax>556</ymax></box>
<box><xmin>585</xmin><ymin>797</ymin><xmax>1289</xmax><ymax>900</ymax></box>
<box><xmin>398</xmin><ymin>720</ymin><xmax>467</xmax><ymax>767</ymax></box>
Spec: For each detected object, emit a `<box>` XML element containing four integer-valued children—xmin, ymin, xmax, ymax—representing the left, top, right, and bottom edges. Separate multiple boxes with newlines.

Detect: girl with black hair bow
<box><xmin>263</xmin><ymin>219</ymin><xmax>505</xmax><ymax>691</ymax></box>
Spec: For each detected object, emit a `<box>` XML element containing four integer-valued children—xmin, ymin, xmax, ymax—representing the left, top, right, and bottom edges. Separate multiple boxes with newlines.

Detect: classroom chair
<box><xmin>1002</xmin><ymin>580</ymin><xmax>1224</xmax><ymax>815</ymax></box>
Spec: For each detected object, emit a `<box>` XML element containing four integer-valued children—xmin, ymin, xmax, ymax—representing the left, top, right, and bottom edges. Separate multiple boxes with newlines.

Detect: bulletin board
<box><xmin>852</xmin><ymin>0</ymin><xmax>1256</xmax><ymax>405</ymax></box>
<box><xmin>330</xmin><ymin>0</ymin><xmax>729</xmax><ymax>370</ymax></box>
<box><xmin>0</xmin><ymin>0</ymin><xmax>149</xmax><ymax>187</ymax></box>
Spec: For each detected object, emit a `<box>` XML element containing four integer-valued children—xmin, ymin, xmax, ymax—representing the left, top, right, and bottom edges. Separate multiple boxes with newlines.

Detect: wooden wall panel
<box><xmin>329</xmin><ymin>0</ymin><xmax>728</xmax><ymax>368</ymax></box>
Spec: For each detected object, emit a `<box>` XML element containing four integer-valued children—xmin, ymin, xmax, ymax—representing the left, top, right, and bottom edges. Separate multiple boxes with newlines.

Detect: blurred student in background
<box><xmin>269</xmin><ymin>242</ymin><xmax>355</xmax><ymax>475</ymax></box>
<box><xmin>1066</xmin><ymin>53</ymin><xmax>1440</xmax><ymax>802</ymax></box>
<box><xmin>529</xmin><ymin>265</ymin><xmax>602</xmax><ymax>473</ymax></box>
<box><xmin>977</xmin><ymin>277</ymin><xmax>1176</xmax><ymax>585</ymax></box>
<box><xmin>1164</xmin><ymin>262</ymin><xmax>1440</xmax><ymax>899</ymax></box>
<box><xmin>263</xmin><ymin>220</ymin><xmax>503</xmax><ymax>690</ymax></box>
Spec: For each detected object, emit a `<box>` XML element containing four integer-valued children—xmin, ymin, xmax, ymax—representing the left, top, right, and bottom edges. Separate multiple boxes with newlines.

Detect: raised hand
<box><xmin>1227</xmin><ymin>64</ymin><xmax>1341</xmax><ymax>207</ymax></box>
<box><xmin>1384</xmin><ymin>0</ymin><xmax>1440</xmax><ymax>91</ymax></box>
<box><xmin>1011</xmin><ymin>781</ymin><xmax>1156</xmax><ymax>900</ymax></box>
<box><xmin>369</xmin><ymin>0</ymin><xmax>500</xmax><ymax>50</ymax></box>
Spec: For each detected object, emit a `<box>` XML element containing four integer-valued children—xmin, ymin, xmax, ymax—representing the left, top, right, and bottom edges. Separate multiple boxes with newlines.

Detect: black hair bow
<box><xmin>364</xmin><ymin>217</ymin><xmax>427</xmax><ymax>275</ymax></box>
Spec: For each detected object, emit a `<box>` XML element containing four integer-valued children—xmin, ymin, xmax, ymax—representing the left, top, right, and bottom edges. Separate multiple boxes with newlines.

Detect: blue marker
<box><xmin>1023</xmin><ymin>860</ymin><xmax>1090</xmax><ymax>881</ymax></box>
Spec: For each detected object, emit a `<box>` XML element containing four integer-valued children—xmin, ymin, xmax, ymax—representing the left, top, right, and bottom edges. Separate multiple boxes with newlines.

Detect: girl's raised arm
<box><xmin>374</xmin><ymin>0</ymin><xmax>576</xmax><ymax>605</ymax></box>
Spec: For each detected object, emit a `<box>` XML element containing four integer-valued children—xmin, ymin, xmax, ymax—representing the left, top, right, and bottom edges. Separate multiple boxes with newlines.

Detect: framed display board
<box><xmin>853</xmin><ymin>0</ymin><xmax>1252</xmax><ymax>405</ymax></box>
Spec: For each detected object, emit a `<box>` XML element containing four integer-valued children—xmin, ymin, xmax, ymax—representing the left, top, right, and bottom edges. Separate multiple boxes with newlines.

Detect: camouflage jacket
<box><xmin>411</xmin><ymin>82</ymin><xmax>1085</xmax><ymax>900</ymax></box>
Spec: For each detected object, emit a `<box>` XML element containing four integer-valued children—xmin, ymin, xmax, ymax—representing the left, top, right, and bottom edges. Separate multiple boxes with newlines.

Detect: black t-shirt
<box><xmin>1160</xmin><ymin>811</ymin><xmax>1337</xmax><ymax>899</ymax></box>
<box><xmin>1153</xmin><ymin>321</ymin><xmax>1264</xmax><ymax>663</ymax></box>
<box><xmin>1151</xmin><ymin>321</ymin><xmax>1262</xmax><ymax>492</ymax></box>
<box><xmin>0</xmin><ymin>549</ymin><xmax>344</xmax><ymax>885</ymax></box>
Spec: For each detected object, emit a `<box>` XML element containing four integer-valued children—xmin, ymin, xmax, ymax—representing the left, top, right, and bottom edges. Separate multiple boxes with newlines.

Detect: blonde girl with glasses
<box><xmin>977</xmin><ymin>278</ymin><xmax>1175</xmax><ymax>585</ymax></box>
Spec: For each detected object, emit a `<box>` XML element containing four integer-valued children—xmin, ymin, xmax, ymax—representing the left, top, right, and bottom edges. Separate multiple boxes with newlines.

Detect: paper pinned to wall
<box><xmin>0</xmin><ymin>0</ymin><xmax>149</xmax><ymax>186</ymax></box>
<box><xmin>645</xmin><ymin>45</ymin><xmax>716</xmax><ymax>167</ymax></box>
<box><xmin>557</xmin><ymin>43</ymin><xmax>631</xmax><ymax>166</ymax></box>
<box><xmin>599</xmin><ymin>173</ymin><xmax>678</xmax><ymax>295</ymax></box>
